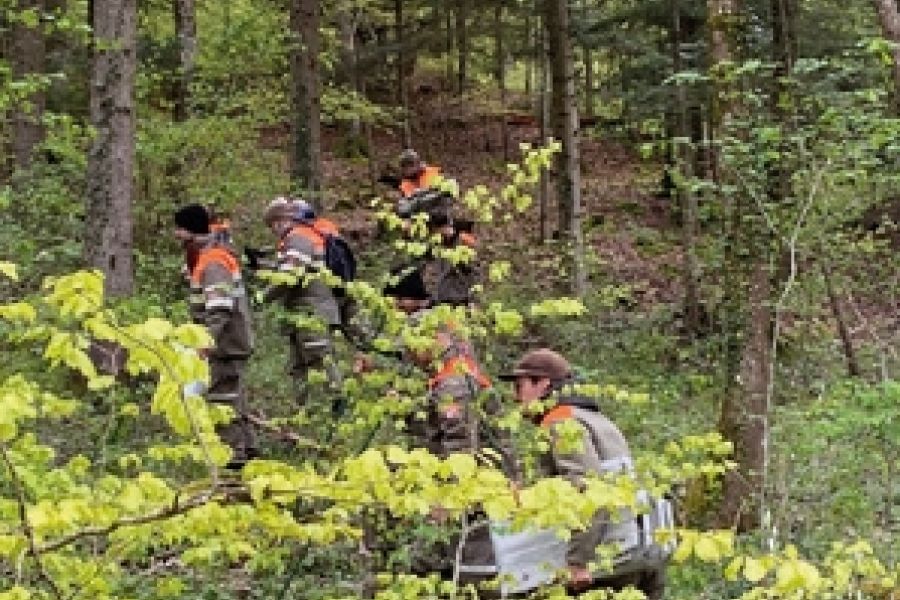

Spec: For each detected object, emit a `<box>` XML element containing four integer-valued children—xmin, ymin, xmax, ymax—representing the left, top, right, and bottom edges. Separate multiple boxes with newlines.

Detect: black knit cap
<box><xmin>384</xmin><ymin>266</ymin><xmax>430</xmax><ymax>301</ymax></box>
<box><xmin>174</xmin><ymin>204</ymin><xmax>210</xmax><ymax>235</ymax></box>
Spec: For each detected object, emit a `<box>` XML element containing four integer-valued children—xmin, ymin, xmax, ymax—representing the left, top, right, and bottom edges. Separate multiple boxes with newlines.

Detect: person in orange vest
<box><xmin>500</xmin><ymin>349</ymin><xmax>666</xmax><ymax>599</ymax></box>
<box><xmin>174</xmin><ymin>204</ymin><xmax>257</xmax><ymax>470</ymax></box>
<box><xmin>398</xmin><ymin>148</ymin><xmax>442</xmax><ymax>198</ymax></box>
<box><xmin>380</xmin><ymin>268</ymin><xmax>505</xmax><ymax>584</ymax></box>
<box><xmin>262</xmin><ymin>197</ymin><xmax>344</xmax><ymax>407</ymax></box>
<box><xmin>418</xmin><ymin>208</ymin><xmax>480</xmax><ymax>308</ymax></box>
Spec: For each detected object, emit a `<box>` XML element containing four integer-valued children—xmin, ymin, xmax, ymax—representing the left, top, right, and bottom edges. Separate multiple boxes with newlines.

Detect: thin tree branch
<box><xmin>0</xmin><ymin>442</ymin><xmax>64</xmax><ymax>600</ymax></box>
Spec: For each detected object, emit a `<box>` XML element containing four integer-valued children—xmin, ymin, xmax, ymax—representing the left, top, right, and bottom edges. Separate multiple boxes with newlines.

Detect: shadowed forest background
<box><xmin>3</xmin><ymin>0</ymin><xmax>900</xmax><ymax>598</ymax></box>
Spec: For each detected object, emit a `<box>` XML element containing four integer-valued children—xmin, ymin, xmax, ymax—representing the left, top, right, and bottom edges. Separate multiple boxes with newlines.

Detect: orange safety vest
<box><xmin>429</xmin><ymin>355</ymin><xmax>492</xmax><ymax>391</ymax></box>
<box><xmin>280</xmin><ymin>223</ymin><xmax>326</xmax><ymax>253</ymax></box>
<box><xmin>540</xmin><ymin>404</ymin><xmax>574</xmax><ymax>428</ymax></box>
<box><xmin>191</xmin><ymin>246</ymin><xmax>240</xmax><ymax>285</ymax></box>
<box><xmin>400</xmin><ymin>165</ymin><xmax>442</xmax><ymax>197</ymax></box>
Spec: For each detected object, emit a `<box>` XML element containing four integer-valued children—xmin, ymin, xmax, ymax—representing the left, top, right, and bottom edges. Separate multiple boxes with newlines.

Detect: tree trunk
<box><xmin>455</xmin><ymin>0</ymin><xmax>468</xmax><ymax>95</ymax></box>
<box><xmin>708</xmin><ymin>0</ymin><xmax>770</xmax><ymax>532</ymax></box>
<box><xmin>173</xmin><ymin>0</ymin><xmax>196</xmax><ymax>122</ymax></box>
<box><xmin>545</xmin><ymin>0</ymin><xmax>586</xmax><ymax>297</ymax></box>
<box><xmin>525</xmin><ymin>11</ymin><xmax>533</xmax><ymax>98</ymax></box>
<box><xmin>85</xmin><ymin>0</ymin><xmax>136</xmax><ymax>297</ymax></box>
<box><xmin>822</xmin><ymin>264</ymin><xmax>861</xmax><ymax>378</ymax></box>
<box><xmin>494</xmin><ymin>1</ymin><xmax>509</xmax><ymax>161</ymax></box>
<box><xmin>339</xmin><ymin>7</ymin><xmax>361</xmax><ymax>136</ymax></box>
<box><xmin>718</xmin><ymin>262</ymin><xmax>770</xmax><ymax>531</ymax></box>
<box><xmin>445</xmin><ymin>9</ymin><xmax>455</xmax><ymax>89</ymax></box>
<box><xmin>289</xmin><ymin>0</ymin><xmax>323</xmax><ymax>201</ymax></box>
<box><xmin>582</xmin><ymin>0</ymin><xmax>594</xmax><ymax>119</ymax></box>
<box><xmin>538</xmin><ymin>14</ymin><xmax>549</xmax><ymax>242</ymax></box>
<box><xmin>673</xmin><ymin>0</ymin><xmax>701</xmax><ymax>336</ymax></box>
<box><xmin>395</xmin><ymin>0</ymin><xmax>412</xmax><ymax>149</ymax></box>
<box><xmin>11</xmin><ymin>0</ymin><xmax>48</xmax><ymax>174</ymax></box>
<box><xmin>873</xmin><ymin>0</ymin><xmax>900</xmax><ymax>113</ymax></box>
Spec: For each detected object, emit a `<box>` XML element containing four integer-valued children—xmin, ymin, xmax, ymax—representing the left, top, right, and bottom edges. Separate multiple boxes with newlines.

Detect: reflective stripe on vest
<box><xmin>189</xmin><ymin>247</ymin><xmax>244</xmax><ymax>310</ymax></box>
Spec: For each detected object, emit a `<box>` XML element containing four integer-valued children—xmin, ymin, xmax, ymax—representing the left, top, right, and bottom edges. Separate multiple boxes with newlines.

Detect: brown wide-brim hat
<box><xmin>499</xmin><ymin>348</ymin><xmax>572</xmax><ymax>382</ymax></box>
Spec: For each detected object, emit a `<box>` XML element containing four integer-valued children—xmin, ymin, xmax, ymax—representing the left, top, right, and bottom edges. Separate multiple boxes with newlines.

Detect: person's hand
<box><xmin>567</xmin><ymin>565</ymin><xmax>593</xmax><ymax>591</ymax></box>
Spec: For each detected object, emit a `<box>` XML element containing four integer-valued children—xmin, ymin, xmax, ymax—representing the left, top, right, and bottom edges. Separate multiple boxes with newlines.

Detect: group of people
<box><xmin>171</xmin><ymin>149</ymin><xmax>666</xmax><ymax>598</ymax></box>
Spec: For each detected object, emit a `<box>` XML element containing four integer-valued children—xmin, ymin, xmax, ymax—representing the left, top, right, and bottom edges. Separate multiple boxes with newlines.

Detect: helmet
<box><xmin>399</xmin><ymin>148</ymin><xmax>421</xmax><ymax>168</ymax></box>
<box><xmin>292</xmin><ymin>199</ymin><xmax>316</xmax><ymax>221</ymax></box>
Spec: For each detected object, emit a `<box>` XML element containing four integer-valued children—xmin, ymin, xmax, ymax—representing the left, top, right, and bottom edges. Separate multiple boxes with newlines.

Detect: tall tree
<box><xmin>672</xmin><ymin>0</ymin><xmax>702</xmax><ymax>335</ymax></box>
<box><xmin>545</xmin><ymin>0</ymin><xmax>586</xmax><ymax>296</ymax></box>
<box><xmin>395</xmin><ymin>0</ymin><xmax>412</xmax><ymax>148</ymax></box>
<box><xmin>85</xmin><ymin>0</ymin><xmax>136</xmax><ymax>297</ymax></box>
<box><xmin>10</xmin><ymin>0</ymin><xmax>47</xmax><ymax>174</ymax></box>
<box><xmin>338</xmin><ymin>5</ymin><xmax>361</xmax><ymax>136</ymax></box>
<box><xmin>582</xmin><ymin>0</ymin><xmax>594</xmax><ymax>119</ymax></box>
<box><xmin>289</xmin><ymin>0</ymin><xmax>323</xmax><ymax>200</ymax></box>
<box><xmin>173</xmin><ymin>0</ymin><xmax>196</xmax><ymax>122</ymax></box>
<box><xmin>872</xmin><ymin>0</ymin><xmax>900</xmax><ymax>114</ymax></box>
<box><xmin>455</xmin><ymin>0</ymin><xmax>468</xmax><ymax>95</ymax></box>
<box><xmin>494</xmin><ymin>0</ymin><xmax>509</xmax><ymax>160</ymax></box>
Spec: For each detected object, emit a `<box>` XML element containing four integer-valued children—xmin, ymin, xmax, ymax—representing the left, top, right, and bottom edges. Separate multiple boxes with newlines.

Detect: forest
<box><xmin>2</xmin><ymin>0</ymin><xmax>900</xmax><ymax>598</ymax></box>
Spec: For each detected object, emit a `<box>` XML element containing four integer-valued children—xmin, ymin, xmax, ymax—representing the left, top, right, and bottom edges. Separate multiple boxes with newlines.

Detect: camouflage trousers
<box><xmin>287</xmin><ymin>328</ymin><xmax>345</xmax><ymax>416</ymax></box>
<box><xmin>208</xmin><ymin>358</ymin><xmax>257</xmax><ymax>467</ymax></box>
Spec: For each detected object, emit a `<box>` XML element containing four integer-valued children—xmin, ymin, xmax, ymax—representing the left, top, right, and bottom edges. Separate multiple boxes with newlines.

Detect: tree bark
<box><xmin>582</xmin><ymin>0</ymin><xmax>594</xmax><ymax>119</ymax></box>
<box><xmin>873</xmin><ymin>0</ymin><xmax>900</xmax><ymax>113</ymax></box>
<box><xmin>455</xmin><ymin>0</ymin><xmax>468</xmax><ymax>95</ymax></box>
<box><xmin>338</xmin><ymin>7</ymin><xmax>361</xmax><ymax>136</ymax></box>
<box><xmin>395</xmin><ymin>0</ymin><xmax>412</xmax><ymax>149</ymax></box>
<box><xmin>494</xmin><ymin>0</ymin><xmax>509</xmax><ymax>161</ymax></box>
<box><xmin>173</xmin><ymin>0</ymin><xmax>196</xmax><ymax>122</ymax></box>
<box><xmin>289</xmin><ymin>0</ymin><xmax>322</xmax><ymax>201</ymax></box>
<box><xmin>538</xmin><ymin>13</ymin><xmax>549</xmax><ymax>242</ymax></box>
<box><xmin>545</xmin><ymin>0</ymin><xmax>586</xmax><ymax>297</ymax></box>
<box><xmin>673</xmin><ymin>0</ymin><xmax>701</xmax><ymax>336</ymax></box>
<box><xmin>525</xmin><ymin>10</ymin><xmax>533</xmax><ymax>98</ymax></box>
<box><xmin>11</xmin><ymin>0</ymin><xmax>48</xmax><ymax>174</ymax></box>
<box><xmin>708</xmin><ymin>0</ymin><xmax>771</xmax><ymax>532</ymax></box>
<box><xmin>718</xmin><ymin>262</ymin><xmax>770</xmax><ymax>530</ymax></box>
<box><xmin>822</xmin><ymin>264</ymin><xmax>861</xmax><ymax>378</ymax></box>
<box><xmin>85</xmin><ymin>0</ymin><xmax>136</xmax><ymax>297</ymax></box>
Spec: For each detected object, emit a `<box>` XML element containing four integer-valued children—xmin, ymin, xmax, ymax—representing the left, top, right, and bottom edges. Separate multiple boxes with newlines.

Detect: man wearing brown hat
<box><xmin>502</xmin><ymin>348</ymin><xmax>665</xmax><ymax>599</ymax></box>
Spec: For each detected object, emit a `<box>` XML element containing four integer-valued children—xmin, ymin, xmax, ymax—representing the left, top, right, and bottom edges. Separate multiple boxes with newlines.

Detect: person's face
<box><xmin>269</xmin><ymin>218</ymin><xmax>292</xmax><ymax>237</ymax></box>
<box><xmin>513</xmin><ymin>375</ymin><xmax>551</xmax><ymax>405</ymax></box>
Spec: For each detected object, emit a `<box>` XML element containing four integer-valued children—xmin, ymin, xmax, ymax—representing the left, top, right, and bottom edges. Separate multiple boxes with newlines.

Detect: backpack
<box><xmin>308</xmin><ymin>219</ymin><xmax>356</xmax><ymax>293</ymax></box>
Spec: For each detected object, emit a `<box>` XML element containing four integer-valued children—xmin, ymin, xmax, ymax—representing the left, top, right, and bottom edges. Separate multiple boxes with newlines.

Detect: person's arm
<box><xmin>199</xmin><ymin>262</ymin><xmax>237</xmax><ymax>350</ymax></box>
<box><xmin>548</xmin><ymin>421</ymin><xmax>607</xmax><ymax>569</ymax></box>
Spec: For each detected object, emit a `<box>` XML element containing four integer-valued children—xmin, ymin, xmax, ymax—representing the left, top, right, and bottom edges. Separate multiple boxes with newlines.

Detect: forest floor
<box><xmin>316</xmin><ymin>87</ymin><xmax>687</xmax><ymax>312</ymax></box>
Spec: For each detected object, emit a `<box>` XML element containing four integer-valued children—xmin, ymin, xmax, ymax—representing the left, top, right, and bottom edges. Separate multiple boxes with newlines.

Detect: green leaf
<box><xmin>0</xmin><ymin>262</ymin><xmax>18</xmax><ymax>281</ymax></box>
